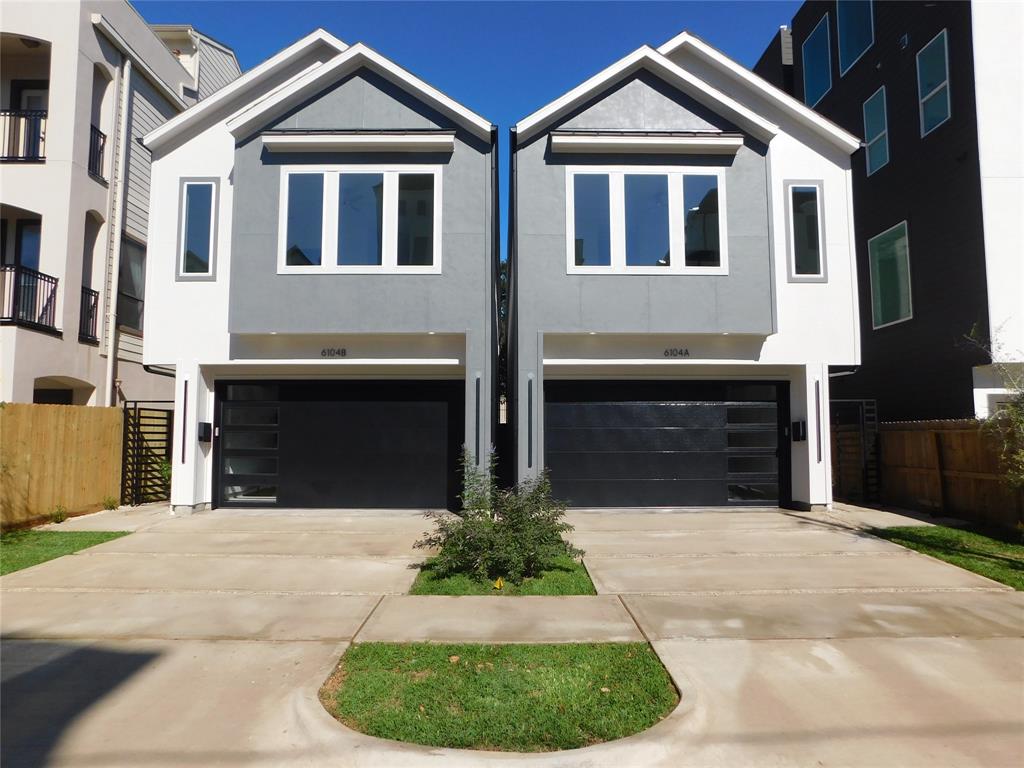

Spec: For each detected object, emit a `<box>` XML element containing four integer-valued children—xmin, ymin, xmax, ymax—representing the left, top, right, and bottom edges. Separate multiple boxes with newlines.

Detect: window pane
<box><xmin>921</xmin><ymin>87</ymin><xmax>950</xmax><ymax>133</ymax></box>
<box><xmin>223</xmin><ymin>484</ymin><xmax>277</xmax><ymax>502</ymax></box>
<box><xmin>917</xmin><ymin>31</ymin><xmax>948</xmax><ymax>96</ymax></box>
<box><xmin>225</xmin><ymin>407</ymin><xmax>279</xmax><ymax>426</ymax></box>
<box><xmin>572</xmin><ymin>174</ymin><xmax>611</xmax><ymax>267</ymax></box>
<box><xmin>338</xmin><ymin>173</ymin><xmax>383</xmax><ymax>266</ymax></box>
<box><xmin>837</xmin><ymin>0</ymin><xmax>873</xmax><ymax>73</ymax></box>
<box><xmin>183</xmin><ymin>183</ymin><xmax>213</xmax><ymax>273</ymax></box>
<box><xmin>624</xmin><ymin>174</ymin><xmax>670</xmax><ymax>267</ymax></box>
<box><xmin>397</xmin><ymin>174</ymin><xmax>434</xmax><ymax>266</ymax></box>
<box><xmin>869</xmin><ymin>222</ymin><xmax>911</xmax><ymax>326</ymax></box>
<box><xmin>117</xmin><ymin>237</ymin><xmax>145</xmax><ymax>331</ymax></box>
<box><xmin>791</xmin><ymin>186</ymin><xmax>821</xmax><ymax>275</ymax></box>
<box><xmin>224</xmin><ymin>456</ymin><xmax>278</xmax><ymax>475</ymax></box>
<box><xmin>866</xmin><ymin>137</ymin><xmax>889</xmax><ymax>175</ymax></box>
<box><xmin>285</xmin><ymin>174</ymin><xmax>323</xmax><ymax>266</ymax></box>
<box><xmin>802</xmin><ymin>15</ymin><xmax>832</xmax><ymax>106</ymax></box>
<box><xmin>224</xmin><ymin>432</ymin><xmax>279</xmax><ymax>450</ymax></box>
<box><xmin>17</xmin><ymin>222</ymin><xmax>41</xmax><ymax>270</ymax></box>
<box><xmin>863</xmin><ymin>89</ymin><xmax>886</xmax><ymax>142</ymax></box>
<box><xmin>684</xmin><ymin>175</ymin><xmax>720</xmax><ymax>267</ymax></box>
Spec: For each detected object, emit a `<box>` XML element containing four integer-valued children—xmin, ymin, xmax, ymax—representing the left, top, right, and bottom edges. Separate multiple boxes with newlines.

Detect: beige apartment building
<box><xmin>0</xmin><ymin>0</ymin><xmax>238</xmax><ymax>405</ymax></box>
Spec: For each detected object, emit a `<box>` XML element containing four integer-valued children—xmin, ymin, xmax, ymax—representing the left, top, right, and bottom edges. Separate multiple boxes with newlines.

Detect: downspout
<box><xmin>103</xmin><ymin>58</ymin><xmax>132</xmax><ymax>406</ymax></box>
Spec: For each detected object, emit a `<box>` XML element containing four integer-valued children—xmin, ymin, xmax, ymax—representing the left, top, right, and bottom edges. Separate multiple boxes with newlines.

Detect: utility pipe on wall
<box><xmin>103</xmin><ymin>58</ymin><xmax>132</xmax><ymax>406</ymax></box>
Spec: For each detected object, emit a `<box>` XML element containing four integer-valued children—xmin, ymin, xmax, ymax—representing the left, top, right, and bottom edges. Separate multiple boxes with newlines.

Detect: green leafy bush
<box><xmin>50</xmin><ymin>505</ymin><xmax>68</xmax><ymax>524</ymax></box>
<box><xmin>416</xmin><ymin>451</ymin><xmax>581</xmax><ymax>583</ymax></box>
<box><xmin>158</xmin><ymin>460</ymin><xmax>172</xmax><ymax>487</ymax></box>
<box><xmin>102</xmin><ymin>496</ymin><xmax>119</xmax><ymax>511</ymax></box>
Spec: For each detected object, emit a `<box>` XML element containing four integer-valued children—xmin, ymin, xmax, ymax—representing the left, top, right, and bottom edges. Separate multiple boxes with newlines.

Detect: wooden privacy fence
<box><xmin>0</xmin><ymin>404</ymin><xmax>123</xmax><ymax>530</ymax></box>
<box><xmin>879</xmin><ymin>420</ymin><xmax>1024</xmax><ymax>530</ymax></box>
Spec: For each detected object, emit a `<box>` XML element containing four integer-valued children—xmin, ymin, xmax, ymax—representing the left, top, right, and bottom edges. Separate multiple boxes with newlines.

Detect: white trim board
<box><xmin>515</xmin><ymin>46</ymin><xmax>779</xmax><ymax>145</ymax></box>
<box><xmin>144</xmin><ymin>28</ymin><xmax>348</xmax><ymax>150</ymax></box>
<box><xmin>550</xmin><ymin>133</ymin><xmax>743</xmax><ymax>154</ymax></box>
<box><xmin>262</xmin><ymin>133</ymin><xmax>455</xmax><ymax>153</ymax></box>
<box><xmin>92</xmin><ymin>14</ymin><xmax>187</xmax><ymax>110</ymax></box>
<box><xmin>657</xmin><ymin>31</ymin><xmax>860</xmax><ymax>153</ymax></box>
<box><xmin>227</xmin><ymin>43</ymin><xmax>493</xmax><ymax>141</ymax></box>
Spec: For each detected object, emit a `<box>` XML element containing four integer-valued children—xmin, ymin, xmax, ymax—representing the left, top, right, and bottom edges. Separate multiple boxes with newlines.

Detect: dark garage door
<box><xmin>215</xmin><ymin>380</ymin><xmax>463</xmax><ymax>509</ymax></box>
<box><xmin>544</xmin><ymin>380</ymin><xmax>789</xmax><ymax>507</ymax></box>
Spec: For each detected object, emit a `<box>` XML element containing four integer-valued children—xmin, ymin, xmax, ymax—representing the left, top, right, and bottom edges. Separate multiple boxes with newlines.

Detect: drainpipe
<box><xmin>103</xmin><ymin>57</ymin><xmax>132</xmax><ymax>406</ymax></box>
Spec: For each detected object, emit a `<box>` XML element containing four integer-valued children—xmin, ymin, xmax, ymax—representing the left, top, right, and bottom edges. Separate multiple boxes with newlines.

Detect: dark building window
<box><xmin>572</xmin><ymin>173</ymin><xmax>611</xmax><ymax>267</ymax></box>
<box><xmin>837</xmin><ymin>0</ymin><xmax>874</xmax><ymax>75</ymax></box>
<box><xmin>863</xmin><ymin>86</ymin><xmax>889</xmax><ymax>175</ymax></box>
<box><xmin>117</xmin><ymin>236</ymin><xmax>146</xmax><ymax>331</ymax></box>
<box><xmin>337</xmin><ymin>173</ymin><xmax>384</xmax><ymax>266</ymax></box>
<box><xmin>285</xmin><ymin>173</ymin><xmax>324</xmax><ymax>266</ymax></box>
<box><xmin>802</xmin><ymin>14</ymin><xmax>832</xmax><ymax>106</ymax></box>
<box><xmin>917</xmin><ymin>29</ymin><xmax>951</xmax><ymax>136</ymax></box>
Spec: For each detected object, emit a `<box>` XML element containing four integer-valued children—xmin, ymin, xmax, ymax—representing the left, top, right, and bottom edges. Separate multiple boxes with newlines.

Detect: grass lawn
<box><xmin>321</xmin><ymin>642</ymin><xmax>678</xmax><ymax>752</ymax></box>
<box><xmin>409</xmin><ymin>555</ymin><xmax>596</xmax><ymax>596</ymax></box>
<box><xmin>872</xmin><ymin>524</ymin><xmax>1024</xmax><ymax>590</ymax></box>
<box><xmin>0</xmin><ymin>530</ymin><xmax>129</xmax><ymax>576</ymax></box>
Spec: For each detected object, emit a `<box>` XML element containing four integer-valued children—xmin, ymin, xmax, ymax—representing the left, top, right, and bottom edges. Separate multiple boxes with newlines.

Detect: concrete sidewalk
<box><xmin>2</xmin><ymin>504</ymin><xmax>1022</xmax><ymax>767</ymax></box>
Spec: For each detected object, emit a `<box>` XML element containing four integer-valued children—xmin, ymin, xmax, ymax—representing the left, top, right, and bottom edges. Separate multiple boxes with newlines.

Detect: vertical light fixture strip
<box><xmin>527</xmin><ymin>376</ymin><xmax>534</xmax><ymax>468</ymax></box>
<box><xmin>181</xmin><ymin>380</ymin><xmax>189</xmax><ymax>464</ymax></box>
<box><xmin>474</xmin><ymin>374</ymin><xmax>481</xmax><ymax>464</ymax></box>
<box><xmin>814</xmin><ymin>380</ymin><xmax>822</xmax><ymax>463</ymax></box>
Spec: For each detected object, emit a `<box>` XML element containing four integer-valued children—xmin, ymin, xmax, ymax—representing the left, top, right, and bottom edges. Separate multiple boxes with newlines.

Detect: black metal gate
<box><xmin>122</xmin><ymin>400</ymin><xmax>174</xmax><ymax>506</ymax></box>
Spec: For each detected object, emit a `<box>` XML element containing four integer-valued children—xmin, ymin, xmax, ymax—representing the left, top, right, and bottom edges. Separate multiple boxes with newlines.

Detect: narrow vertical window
<box><xmin>285</xmin><ymin>173</ymin><xmax>323</xmax><ymax>266</ymax></box>
<box><xmin>397</xmin><ymin>173</ymin><xmax>434</xmax><ymax>266</ymax></box>
<box><xmin>790</xmin><ymin>185</ymin><xmax>823</xmax><ymax>277</ymax></box>
<box><xmin>868</xmin><ymin>221</ymin><xmax>912</xmax><ymax>328</ymax></box>
<box><xmin>337</xmin><ymin>173</ymin><xmax>383</xmax><ymax>266</ymax></box>
<box><xmin>802</xmin><ymin>14</ymin><xmax>832</xmax><ymax>106</ymax></box>
<box><xmin>837</xmin><ymin>0</ymin><xmax>874</xmax><ymax>75</ymax></box>
<box><xmin>917</xmin><ymin>29</ymin><xmax>950</xmax><ymax>136</ymax></box>
<box><xmin>624</xmin><ymin>174</ymin><xmax>669</xmax><ymax>267</ymax></box>
<box><xmin>572</xmin><ymin>174</ymin><xmax>611</xmax><ymax>267</ymax></box>
<box><xmin>862</xmin><ymin>86</ymin><xmax>889</xmax><ymax>175</ymax></box>
<box><xmin>684</xmin><ymin>175</ymin><xmax>720</xmax><ymax>267</ymax></box>
<box><xmin>180</xmin><ymin>182</ymin><xmax>214</xmax><ymax>275</ymax></box>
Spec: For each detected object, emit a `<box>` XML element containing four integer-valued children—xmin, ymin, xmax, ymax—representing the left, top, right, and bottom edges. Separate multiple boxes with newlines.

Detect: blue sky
<box><xmin>137</xmin><ymin>1</ymin><xmax>800</xmax><ymax>255</ymax></box>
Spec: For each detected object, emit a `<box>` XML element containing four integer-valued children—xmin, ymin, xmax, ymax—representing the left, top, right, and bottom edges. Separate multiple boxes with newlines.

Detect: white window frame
<box><xmin>837</xmin><ymin>0</ymin><xmax>874</xmax><ymax>77</ymax></box>
<box><xmin>862</xmin><ymin>85</ymin><xmax>889</xmax><ymax>176</ymax></box>
<box><xmin>177</xmin><ymin>178</ymin><xmax>218</xmax><ymax>280</ymax></box>
<box><xmin>916</xmin><ymin>28</ymin><xmax>951</xmax><ymax>138</ymax></box>
<box><xmin>785</xmin><ymin>180</ymin><xmax>827</xmax><ymax>283</ymax></box>
<box><xmin>276</xmin><ymin>164</ymin><xmax>443</xmax><ymax>275</ymax></box>
<box><xmin>867</xmin><ymin>220</ymin><xmax>913</xmax><ymax>330</ymax></box>
<box><xmin>564</xmin><ymin>165</ymin><xmax>728</xmax><ymax>276</ymax></box>
<box><xmin>802</xmin><ymin>13</ymin><xmax>833</xmax><ymax>107</ymax></box>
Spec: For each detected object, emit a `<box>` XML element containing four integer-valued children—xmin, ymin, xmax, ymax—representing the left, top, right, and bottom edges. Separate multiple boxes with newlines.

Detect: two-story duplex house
<box><xmin>0</xmin><ymin>0</ymin><xmax>239</xmax><ymax>406</ymax></box>
<box><xmin>143</xmin><ymin>30</ymin><xmax>498</xmax><ymax>512</ymax></box>
<box><xmin>508</xmin><ymin>32</ymin><xmax>861</xmax><ymax>509</ymax></box>
<box><xmin>755</xmin><ymin>1</ymin><xmax>1023</xmax><ymax>421</ymax></box>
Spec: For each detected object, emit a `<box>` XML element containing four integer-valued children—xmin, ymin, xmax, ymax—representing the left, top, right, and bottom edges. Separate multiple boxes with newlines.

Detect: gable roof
<box><xmin>515</xmin><ymin>45</ymin><xmax>778</xmax><ymax>146</ymax></box>
<box><xmin>658</xmin><ymin>31</ymin><xmax>860</xmax><ymax>152</ymax></box>
<box><xmin>224</xmin><ymin>42</ymin><xmax>493</xmax><ymax>141</ymax></box>
<box><xmin>515</xmin><ymin>36</ymin><xmax>860</xmax><ymax>154</ymax></box>
<box><xmin>144</xmin><ymin>28</ymin><xmax>347</xmax><ymax>151</ymax></box>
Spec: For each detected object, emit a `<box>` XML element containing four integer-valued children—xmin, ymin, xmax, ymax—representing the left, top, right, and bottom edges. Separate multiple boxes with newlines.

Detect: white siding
<box><xmin>197</xmin><ymin>40</ymin><xmax>241</xmax><ymax>99</ymax></box>
<box><xmin>117</xmin><ymin>330</ymin><xmax>144</xmax><ymax>363</ymax></box>
<box><xmin>123</xmin><ymin>71</ymin><xmax>177</xmax><ymax>242</ymax></box>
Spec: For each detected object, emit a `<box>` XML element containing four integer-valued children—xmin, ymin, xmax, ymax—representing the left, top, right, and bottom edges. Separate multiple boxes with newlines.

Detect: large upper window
<box><xmin>566</xmin><ymin>167</ymin><xmax>727</xmax><ymax>275</ymax></box>
<box><xmin>178</xmin><ymin>180</ymin><xmax>216</xmax><ymax>278</ymax></box>
<box><xmin>278</xmin><ymin>166</ymin><xmax>441</xmax><ymax>274</ymax></box>
<box><xmin>787</xmin><ymin>182</ymin><xmax>825</xmax><ymax>280</ymax></box>
<box><xmin>862</xmin><ymin>86</ymin><xmax>889</xmax><ymax>175</ymax></box>
<box><xmin>868</xmin><ymin>221</ymin><xmax>912</xmax><ymax>328</ymax></box>
<box><xmin>837</xmin><ymin>1</ymin><xmax>874</xmax><ymax>75</ymax></box>
<box><xmin>802</xmin><ymin>14</ymin><xmax>832</xmax><ymax>107</ymax></box>
<box><xmin>917</xmin><ymin>29</ymin><xmax>950</xmax><ymax>136</ymax></box>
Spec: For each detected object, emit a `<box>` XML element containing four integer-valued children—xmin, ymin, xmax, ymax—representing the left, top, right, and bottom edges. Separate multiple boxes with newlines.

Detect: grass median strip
<box><xmin>0</xmin><ymin>530</ymin><xmax>130</xmax><ymax>576</ymax></box>
<box><xmin>409</xmin><ymin>555</ymin><xmax>596</xmax><ymax>596</ymax></box>
<box><xmin>321</xmin><ymin>642</ymin><xmax>678</xmax><ymax>752</ymax></box>
<box><xmin>872</xmin><ymin>524</ymin><xmax>1023</xmax><ymax>590</ymax></box>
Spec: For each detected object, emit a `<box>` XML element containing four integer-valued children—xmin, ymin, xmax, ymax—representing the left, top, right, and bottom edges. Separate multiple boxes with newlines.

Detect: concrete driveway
<box><xmin>1</xmin><ymin>505</ymin><xmax>1022</xmax><ymax>767</ymax></box>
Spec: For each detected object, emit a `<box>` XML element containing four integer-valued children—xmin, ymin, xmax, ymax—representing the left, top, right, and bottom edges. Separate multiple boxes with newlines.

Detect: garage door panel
<box><xmin>554</xmin><ymin>479</ymin><xmax>727</xmax><ymax>507</ymax></box>
<box><xmin>546</xmin><ymin>402</ymin><xmax>726</xmax><ymax>429</ymax></box>
<box><xmin>544</xmin><ymin>380</ymin><xmax>787</xmax><ymax>508</ymax></box>
<box><xmin>546</xmin><ymin>450</ymin><xmax>726</xmax><ymax>480</ymax></box>
<box><xmin>546</xmin><ymin>427</ymin><xmax>728</xmax><ymax>452</ymax></box>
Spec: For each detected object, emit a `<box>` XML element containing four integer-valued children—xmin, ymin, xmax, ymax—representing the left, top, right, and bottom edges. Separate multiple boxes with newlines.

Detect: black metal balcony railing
<box><xmin>88</xmin><ymin>124</ymin><xmax>106</xmax><ymax>179</ymax></box>
<box><xmin>79</xmin><ymin>286</ymin><xmax>100</xmax><ymax>343</ymax></box>
<box><xmin>1</xmin><ymin>265</ymin><xmax>60</xmax><ymax>333</ymax></box>
<box><xmin>0</xmin><ymin>109</ymin><xmax>47</xmax><ymax>161</ymax></box>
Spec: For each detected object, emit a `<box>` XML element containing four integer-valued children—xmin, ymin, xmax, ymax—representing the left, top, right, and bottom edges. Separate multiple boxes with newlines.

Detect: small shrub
<box><xmin>102</xmin><ymin>496</ymin><xmax>119</xmax><ymax>511</ymax></box>
<box><xmin>158</xmin><ymin>460</ymin><xmax>172</xmax><ymax>486</ymax></box>
<box><xmin>50</xmin><ymin>505</ymin><xmax>68</xmax><ymax>524</ymax></box>
<box><xmin>416</xmin><ymin>451</ymin><xmax>581</xmax><ymax>583</ymax></box>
